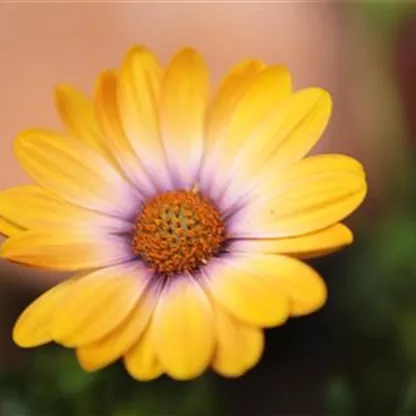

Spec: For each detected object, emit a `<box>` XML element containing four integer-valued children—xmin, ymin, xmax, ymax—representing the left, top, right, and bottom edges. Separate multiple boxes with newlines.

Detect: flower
<box><xmin>0</xmin><ymin>46</ymin><xmax>367</xmax><ymax>381</ymax></box>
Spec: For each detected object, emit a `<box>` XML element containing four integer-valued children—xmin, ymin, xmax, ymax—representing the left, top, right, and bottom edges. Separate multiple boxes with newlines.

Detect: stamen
<box><xmin>132</xmin><ymin>190</ymin><xmax>225</xmax><ymax>275</ymax></box>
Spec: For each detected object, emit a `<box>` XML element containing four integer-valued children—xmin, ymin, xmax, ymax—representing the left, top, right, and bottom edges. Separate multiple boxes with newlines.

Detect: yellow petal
<box><xmin>203</xmin><ymin>256</ymin><xmax>289</xmax><ymax>328</ymax></box>
<box><xmin>257</xmin><ymin>153</ymin><xmax>365</xmax><ymax>196</ymax></box>
<box><xmin>124</xmin><ymin>323</ymin><xmax>163</xmax><ymax>381</ymax></box>
<box><xmin>1</xmin><ymin>229</ymin><xmax>133</xmax><ymax>271</ymax></box>
<box><xmin>262</xmin><ymin>87</ymin><xmax>332</xmax><ymax>172</ymax></box>
<box><xmin>241</xmin><ymin>253</ymin><xmax>327</xmax><ymax>316</ymax></box>
<box><xmin>203</xmin><ymin>65</ymin><xmax>292</xmax><ymax>202</ymax></box>
<box><xmin>53</xmin><ymin>262</ymin><xmax>147</xmax><ymax>347</ymax></box>
<box><xmin>55</xmin><ymin>85</ymin><xmax>115</xmax><ymax>165</ymax></box>
<box><xmin>152</xmin><ymin>275</ymin><xmax>214</xmax><ymax>380</ymax></box>
<box><xmin>212</xmin><ymin>304</ymin><xmax>264</xmax><ymax>378</ymax></box>
<box><xmin>159</xmin><ymin>48</ymin><xmax>209</xmax><ymax>188</ymax></box>
<box><xmin>220</xmin><ymin>88</ymin><xmax>333</xmax><ymax>210</ymax></box>
<box><xmin>13</xmin><ymin>278</ymin><xmax>76</xmax><ymax>348</ymax></box>
<box><xmin>205</xmin><ymin>59</ymin><xmax>266</xmax><ymax>148</ymax></box>
<box><xmin>220</xmin><ymin>65</ymin><xmax>292</xmax><ymax>152</ymax></box>
<box><xmin>77</xmin><ymin>281</ymin><xmax>161</xmax><ymax>372</ymax></box>
<box><xmin>118</xmin><ymin>46</ymin><xmax>172</xmax><ymax>191</ymax></box>
<box><xmin>0</xmin><ymin>217</ymin><xmax>23</xmax><ymax>237</ymax></box>
<box><xmin>0</xmin><ymin>186</ymin><xmax>132</xmax><ymax>233</ymax></box>
<box><xmin>95</xmin><ymin>70</ymin><xmax>157</xmax><ymax>195</ymax></box>
<box><xmin>231</xmin><ymin>154</ymin><xmax>367</xmax><ymax>238</ymax></box>
<box><xmin>14</xmin><ymin>129</ymin><xmax>140</xmax><ymax>218</ymax></box>
<box><xmin>230</xmin><ymin>223</ymin><xmax>353</xmax><ymax>259</ymax></box>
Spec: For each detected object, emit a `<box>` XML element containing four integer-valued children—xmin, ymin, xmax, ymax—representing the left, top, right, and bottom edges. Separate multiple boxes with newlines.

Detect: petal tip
<box><xmin>123</xmin><ymin>45</ymin><xmax>157</xmax><ymax>67</ymax></box>
<box><xmin>123</xmin><ymin>356</ymin><xmax>164</xmax><ymax>382</ymax></box>
<box><xmin>302</xmin><ymin>87</ymin><xmax>332</xmax><ymax>108</ymax></box>
<box><xmin>97</xmin><ymin>69</ymin><xmax>117</xmax><ymax>83</ymax></box>
<box><xmin>176</xmin><ymin>46</ymin><xmax>199</xmax><ymax>54</ymax></box>
<box><xmin>54</xmin><ymin>84</ymin><xmax>73</xmax><ymax>98</ymax></box>
<box><xmin>127</xmin><ymin>44</ymin><xmax>152</xmax><ymax>55</ymax></box>
<box><xmin>291</xmin><ymin>276</ymin><xmax>328</xmax><ymax>317</ymax></box>
<box><xmin>11</xmin><ymin>323</ymin><xmax>25</xmax><ymax>347</ymax></box>
<box><xmin>0</xmin><ymin>239</ymin><xmax>11</xmax><ymax>259</ymax></box>
<box><xmin>165</xmin><ymin>367</ymin><xmax>207</xmax><ymax>381</ymax></box>
<box><xmin>355</xmin><ymin>177</ymin><xmax>368</xmax><ymax>209</ymax></box>
<box><xmin>12</xmin><ymin>331</ymin><xmax>34</xmax><ymax>349</ymax></box>
<box><xmin>54</xmin><ymin>84</ymin><xmax>85</xmax><ymax>115</ymax></box>
<box><xmin>12</xmin><ymin>316</ymin><xmax>51</xmax><ymax>349</ymax></box>
<box><xmin>169</xmin><ymin>46</ymin><xmax>204</xmax><ymax>67</ymax></box>
<box><xmin>94</xmin><ymin>70</ymin><xmax>117</xmax><ymax>97</ymax></box>
<box><xmin>76</xmin><ymin>349</ymin><xmax>103</xmax><ymax>373</ymax></box>
<box><xmin>344</xmin><ymin>227</ymin><xmax>354</xmax><ymax>245</ymax></box>
<box><xmin>14</xmin><ymin>128</ymin><xmax>58</xmax><ymax>153</ymax></box>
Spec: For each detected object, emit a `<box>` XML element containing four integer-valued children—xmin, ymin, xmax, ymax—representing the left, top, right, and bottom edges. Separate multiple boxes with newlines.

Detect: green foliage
<box><xmin>0</xmin><ymin>348</ymin><xmax>220</xmax><ymax>416</ymax></box>
<box><xmin>323</xmin><ymin>376</ymin><xmax>356</xmax><ymax>416</ymax></box>
<box><xmin>344</xmin><ymin>209</ymin><xmax>416</xmax><ymax>338</ymax></box>
<box><xmin>360</xmin><ymin>1</ymin><xmax>416</xmax><ymax>33</ymax></box>
<box><xmin>337</xmin><ymin>194</ymin><xmax>416</xmax><ymax>413</ymax></box>
<box><xmin>396</xmin><ymin>376</ymin><xmax>416</xmax><ymax>415</ymax></box>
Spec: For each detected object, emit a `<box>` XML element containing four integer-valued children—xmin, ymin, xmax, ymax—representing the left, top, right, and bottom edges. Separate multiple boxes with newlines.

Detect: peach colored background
<box><xmin>0</xmin><ymin>2</ymin><xmax>360</xmax><ymax>188</ymax></box>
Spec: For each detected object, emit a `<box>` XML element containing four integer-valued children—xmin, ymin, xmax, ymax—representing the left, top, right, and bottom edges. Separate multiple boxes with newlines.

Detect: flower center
<box><xmin>132</xmin><ymin>189</ymin><xmax>226</xmax><ymax>275</ymax></box>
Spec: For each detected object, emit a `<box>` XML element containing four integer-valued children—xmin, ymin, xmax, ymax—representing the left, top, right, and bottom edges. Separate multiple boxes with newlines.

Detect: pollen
<box><xmin>132</xmin><ymin>190</ymin><xmax>226</xmax><ymax>275</ymax></box>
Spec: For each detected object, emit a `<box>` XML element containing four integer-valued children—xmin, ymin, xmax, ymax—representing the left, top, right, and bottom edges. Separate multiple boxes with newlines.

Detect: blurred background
<box><xmin>0</xmin><ymin>1</ymin><xmax>415</xmax><ymax>415</ymax></box>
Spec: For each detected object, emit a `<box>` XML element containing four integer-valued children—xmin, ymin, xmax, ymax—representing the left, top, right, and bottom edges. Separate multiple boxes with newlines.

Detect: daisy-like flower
<box><xmin>0</xmin><ymin>46</ymin><xmax>366</xmax><ymax>381</ymax></box>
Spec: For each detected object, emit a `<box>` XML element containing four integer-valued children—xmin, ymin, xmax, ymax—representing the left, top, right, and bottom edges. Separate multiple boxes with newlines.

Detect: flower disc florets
<box><xmin>132</xmin><ymin>190</ymin><xmax>226</xmax><ymax>275</ymax></box>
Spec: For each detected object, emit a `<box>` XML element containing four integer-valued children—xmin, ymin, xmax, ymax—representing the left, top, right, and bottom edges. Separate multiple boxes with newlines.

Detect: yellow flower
<box><xmin>0</xmin><ymin>46</ymin><xmax>367</xmax><ymax>381</ymax></box>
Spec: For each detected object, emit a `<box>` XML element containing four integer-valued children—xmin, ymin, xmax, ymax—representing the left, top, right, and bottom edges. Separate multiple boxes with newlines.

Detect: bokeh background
<box><xmin>0</xmin><ymin>2</ymin><xmax>415</xmax><ymax>415</ymax></box>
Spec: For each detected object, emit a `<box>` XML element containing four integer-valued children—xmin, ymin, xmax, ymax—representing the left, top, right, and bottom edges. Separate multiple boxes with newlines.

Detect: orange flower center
<box><xmin>132</xmin><ymin>190</ymin><xmax>226</xmax><ymax>275</ymax></box>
